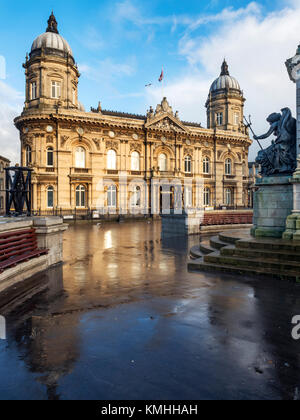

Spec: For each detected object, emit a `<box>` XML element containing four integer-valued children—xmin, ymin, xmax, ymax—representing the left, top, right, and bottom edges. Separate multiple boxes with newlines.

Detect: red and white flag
<box><xmin>158</xmin><ymin>67</ymin><xmax>164</xmax><ymax>82</ymax></box>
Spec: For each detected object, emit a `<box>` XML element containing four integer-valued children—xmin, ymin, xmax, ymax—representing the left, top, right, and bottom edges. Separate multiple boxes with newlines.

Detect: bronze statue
<box><xmin>254</xmin><ymin>108</ymin><xmax>296</xmax><ymax>176</ymax></box>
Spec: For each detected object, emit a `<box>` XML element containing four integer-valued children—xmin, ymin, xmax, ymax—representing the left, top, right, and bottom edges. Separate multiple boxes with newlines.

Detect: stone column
<box><xmin>283</xmin><ymin>45</ymin><xmax>300</xmax><ymax>239</ymax></box>
<box><xmin>33</xmin><ymin>217</ymin><xmax>68</xmax><ymax>267</ymax></box>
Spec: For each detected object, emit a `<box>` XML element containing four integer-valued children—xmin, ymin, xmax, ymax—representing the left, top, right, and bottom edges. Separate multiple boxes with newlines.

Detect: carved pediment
<box><xmin>145</xmin><ymin>97</ymin><xmax>189</xmax><ymax>133</ymax></box>
<box><xmin>145</xmin><ymin>115</ymin><xmax>189</xmax><ymax>133</ymax></box>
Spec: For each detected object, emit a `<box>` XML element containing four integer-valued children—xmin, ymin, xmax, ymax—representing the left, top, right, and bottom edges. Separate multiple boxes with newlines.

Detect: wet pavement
<box><xmin>0</xmin><ymin>221</ymin><xmax>300</xmax><ymax>400</ymax></box>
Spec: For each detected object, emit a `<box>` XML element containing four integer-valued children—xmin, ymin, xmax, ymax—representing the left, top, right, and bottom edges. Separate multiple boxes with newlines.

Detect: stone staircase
<box><xmin>188</xmin><ymin>229</ymin><xmax>300</xmax><ymax>281</ymax></box>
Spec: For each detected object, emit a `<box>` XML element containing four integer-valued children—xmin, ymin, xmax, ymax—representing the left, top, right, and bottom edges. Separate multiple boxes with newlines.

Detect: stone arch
<box><xmin>154</xmin><ymin>145</ymin><xmax>175</xmax><ymax>159</ymax></box>
<box><xmin>219</xmin><ymin>150</ymin><xmax>238</xmax><ymax>162</ymax></box>
<box><xmin>67</xmin><ymin>136</ymin><xmax>95</xmax><ymax>152</ymax></box>
<box><xmin>67</xmin><ymin>137</ymin><xmax>94</xmax><ymax>169</ymax></box>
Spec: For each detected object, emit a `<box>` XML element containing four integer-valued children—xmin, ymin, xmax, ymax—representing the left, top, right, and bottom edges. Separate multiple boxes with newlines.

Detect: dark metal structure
<box><xmin>5</xmin><ymin>166</ymin><xmax>32</xmax><ymax>217</ymax></box>
<box><xmin>254</xmin><ymin>108</ymin><xmax>297</xmax><ymax>176</ymax></box>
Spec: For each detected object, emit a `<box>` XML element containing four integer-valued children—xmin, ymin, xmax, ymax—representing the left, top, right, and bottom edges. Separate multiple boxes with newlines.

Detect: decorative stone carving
<box><xmin>92</xmin><ymin>138</ymin><xmax>101</xmax><ymax>150</ymax></box>
<box><xmin>46</xmin><ymin>136</ymin><xmax>53</xmax><ymax>143</ymax></box>
<box><xmin>203</xmin><ymin>149</ymin><xmax>212</xmax><ymax>157</ymax></box>
<box><xmin>184</xmin><ymin>147</ymin><xmax>193</xmax><ymax>155</ymax></box>
<box><xmin>61</xmin><ymin>135</ymin><xmax>69</xmax><ymax>147</ymax></box>
<box><xmin>106</xmin><ymin>140</ymin><xmax>119</xmax><ymax>150</ymax></box>
<box><xmin>130</xmin><ymin>143</ymin><xmax>142</xmax><ymax>152</ymax></box>
<box><xmin>150</xmin><ymin>117</ymin><xmax>181</xmax><ymax>131</ymax></box>
<box><xmin>254</xmin><ymin>108</ymin><xmax>297</xmax><ymax>176</ymax></box>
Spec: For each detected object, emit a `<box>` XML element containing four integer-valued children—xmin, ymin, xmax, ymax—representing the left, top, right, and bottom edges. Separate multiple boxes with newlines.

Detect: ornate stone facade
<box><xmin>0</xmin><ymin>156</ymin><xmax>10</xmax><ymax>215</ymax></box>
<box><xmin>14</xmin><ymin>14</ymin><xmax>252</xmax><ymax>215</ymax></box>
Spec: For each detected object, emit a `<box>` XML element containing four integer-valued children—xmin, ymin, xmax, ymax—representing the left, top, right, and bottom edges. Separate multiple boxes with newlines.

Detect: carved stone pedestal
<box><xmin>252</xmin><ymin>176</ymin><xmax>293</xmax><ymax>238</ymax></box>
<box><xmin>283</xmin><ymin>168</ymin><xmax>300</xmax><ymax>240</ymax></box>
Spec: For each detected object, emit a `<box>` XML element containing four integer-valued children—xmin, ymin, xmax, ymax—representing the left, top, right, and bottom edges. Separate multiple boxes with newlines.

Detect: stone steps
<box><xmin>237</xmin><ymin>239</ymin><xmax>300</xmax><ymax>253</ymax></box>
<box><xmin>190</xmin><ymin>245</ymin><xmax>203</xmax><ymax>260</ymax></box>
<box><xmin>221</xmin><ymin>245</ymin><xmax>300</xmax><ymax>263</ymax></box>
<box><xmin>209</xmin><ymin>236</ymin><xmax>228</xmax><ymax>250</ymax></box>
<box><xmin>199</xmin><ymin>240</ymin><xmax>215</xmax><ymax>255</ymax></box>
<box><xmin>205</xmin><ymin>251</ymin><xmax>300</xmax><ymax>272</ymax></box>
<box><xmin>188</xmin><ymin>258</ymin><xmax>300</xmax><ymax>282</ymax></box>
<box><xmin>188</xmin><ymin>228</ymin><xmax>300</xmax><ymax>282</ymax></box>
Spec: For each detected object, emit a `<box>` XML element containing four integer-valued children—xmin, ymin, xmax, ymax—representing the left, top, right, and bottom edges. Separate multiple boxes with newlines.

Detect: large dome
<box><xmin>210</xmin><ymin>60</ymin><xmax>241</xmax><ymax>93</ymax></box>
<box><xmin>30</xmin><ymin>13</ymin><xmax>74</xmax><ymax>60</ymax></box>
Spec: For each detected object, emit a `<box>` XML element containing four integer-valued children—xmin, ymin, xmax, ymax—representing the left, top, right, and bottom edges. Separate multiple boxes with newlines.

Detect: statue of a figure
<box><xmin>254</xmin><ymin>107</ymin><xmax>297</xmax><ymax>176</ymax></box>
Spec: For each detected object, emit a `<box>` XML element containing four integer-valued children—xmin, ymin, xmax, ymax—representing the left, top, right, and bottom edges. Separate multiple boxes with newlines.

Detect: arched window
<box><xmin>76</xmin><ymin>185</ymin><xmax>86</xmax><ymax>208</ymax></box>
<box><xmin>25</xmin><ymin>146</ymin><xmax>32</xmax><ymax>166</ymax></box>
<box><xmin>131</xmin><ymin>151</ymin><xmax>140</xmax><ymax>171</ymax></box>
<box><xmin>47</xmin><ymin>147</ymin><xmax>54</xmax><ymax>167</ymax></box>
<box><xmin>158</xmin><ymin>153</ymin><xmax>167</xmax><ymax>172</ymax></box>
<box><xmin>75</xmin><ymin>147</ymin><xmax>86</xmax><ymax>168</ymax></box>
<box><xmin>203</xmin><ymin>157</ymin><xmax>210</xmax><ymax>174</ymax></box>
<box><xmin>47</xmin><ymin>186</ymin><xmax>54</xmax><ymax>208</ymax></box>
<box><xmin>107</xmin><ymin>185</ymin><xmax>117</xmax><ymax>208</ymax></box>
<box><xmin>185</xmin><ymin>156</ymin><xmax>192</xmax><ymax>174</ymax></box>
<box><xmin>225</xmin><ymin>158</ymin><xmax>232</xmax><ymax>175</ymax></box>
<box><xmin>204</xmin><ymin>188</ymin><xmax>211</xmax><ymax>207</ymax></box>
<box><xmin>107</xmin><ymin>150</ymin><xmax>117</xmax><ymax>170</ymax></box>
<box><xmin>225</xmin><ymin>188</ymin><xmax>233</xmax><ymax>206</ymax></box>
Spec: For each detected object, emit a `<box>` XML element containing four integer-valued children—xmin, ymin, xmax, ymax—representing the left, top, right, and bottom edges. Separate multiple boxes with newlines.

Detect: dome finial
<box><xmin>220</xmin><ymin>59</ymin><xmax>230</xmax><ymax>76</ymax></box>
<box><xmin>46</xmin><ymin>11</ymin><xmax>59</xmax><ymax>34</ymax></box>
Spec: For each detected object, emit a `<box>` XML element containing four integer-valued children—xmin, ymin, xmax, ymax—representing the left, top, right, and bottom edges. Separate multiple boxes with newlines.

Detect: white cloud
<box><xmin>146</xmin><ymin>1</ymin><xmax>299</xmax><ymax>160</ymax></box>
<box><xmin>79</xmin><ymin>56</ymin><xmax>136</xmax><ymax>83</ymax></box>
<box><xmin>0</xmin><ymin>81</ymin><xmax>23</xmax><ymax>165</ymax></box>
<box><xmin>78</xmin><ymin>26</ymin><xmax>104</xmax><ymax>51</ymax></box>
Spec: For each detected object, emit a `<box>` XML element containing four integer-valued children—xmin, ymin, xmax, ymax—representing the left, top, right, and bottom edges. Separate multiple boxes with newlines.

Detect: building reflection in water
<box><xmin>1</xmin><ymin>221</ymin><xmax>300</xmax><ymax>399</ymax></box>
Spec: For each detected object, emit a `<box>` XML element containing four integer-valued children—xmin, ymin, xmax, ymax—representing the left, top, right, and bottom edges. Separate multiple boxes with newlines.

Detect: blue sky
<box><xmin>0</xmin><ymin>0</ymin><xmax>299</xmax><ymax>163</ymax></box>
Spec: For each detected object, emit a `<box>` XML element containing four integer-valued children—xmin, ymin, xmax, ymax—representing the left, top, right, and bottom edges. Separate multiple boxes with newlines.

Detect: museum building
<box><xmin>14</xmin><ymin>13</ymin><xmax>252</xmax><ymax>215</ymax></box>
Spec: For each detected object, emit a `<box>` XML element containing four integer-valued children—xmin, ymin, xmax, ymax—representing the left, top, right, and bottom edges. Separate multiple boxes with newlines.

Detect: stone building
<box><xmin>14</xmin><ymin>13</ymin><xmax>252</xmax><ymax>216</ymax></box>
<box><xmin>0</xmin><ymin>155</ymin><xmax>10</xmax><ymax>215</ymax></box>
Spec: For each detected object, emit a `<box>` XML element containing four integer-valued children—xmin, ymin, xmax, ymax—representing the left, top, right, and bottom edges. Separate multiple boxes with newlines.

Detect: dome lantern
<box><xmin>210</xmin><ymin>60</ymin><xmax>241</xmax><ymax>93</ymax></box>
<box><xmin>206</xmin><ymin>60</ymin><xmax>245</xmax><ymax>131</ymax></box>
<box><xmin>46</xmin><ymin>12</ymin><xmax>59</xmax><ymax>34</ymax></box>
<box><xmin>24</xmin><ymin>12</ymin><xmax>80</xmax><ymax>112</ymax></box>
<box><xmin>220</xmin><ymin>59</ymin><xmax>230</xmax><ymax>76</ymax></box>
<box><xmin>30</xmin><ymin>13</ymin><xmax>74</xmax><ymax>61</ymax></box>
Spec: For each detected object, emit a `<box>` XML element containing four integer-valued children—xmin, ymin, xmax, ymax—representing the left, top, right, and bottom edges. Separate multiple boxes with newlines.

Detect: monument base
<box><xmin>252</xmin><ymin>176</ymin><xmax>293</xmax><ymax>238</ymax></box>
<box><xmin>283</xmin><ymin>167</ymin><xmax>300</xmax><ymax>240</ymax></box>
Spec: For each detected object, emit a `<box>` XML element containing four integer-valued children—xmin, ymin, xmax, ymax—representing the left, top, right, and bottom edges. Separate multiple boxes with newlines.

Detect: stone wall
<box><xmin>202</xmin><ymin>210</ymin><xmax>253</xmax><ymax>226</ymax></box>
<box><xmin>162</xmin><ymin>209</ymin><xmax>253</xmax><ymax>238</ymax></box>
<box><xmin>0</xmin><ymin>217</ymin><xmax>67</xmax><ymax>293</ymax></box>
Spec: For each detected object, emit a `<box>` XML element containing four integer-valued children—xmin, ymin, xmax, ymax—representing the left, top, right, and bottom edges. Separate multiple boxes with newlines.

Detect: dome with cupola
<box><xmin>210</xmin><ymin>60</ymin><xmax>241</xmax><ymax>93</ymax></box>
<box><xmin>30</xmin><ymin>12</ymin><xmax>74</xmax><ymax>61</ymax></box>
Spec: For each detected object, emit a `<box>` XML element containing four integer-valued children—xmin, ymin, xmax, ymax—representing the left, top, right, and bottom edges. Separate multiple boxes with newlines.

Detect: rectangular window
<box><xmin>185</xmin><ymin>187</ymin><xmax>193</xmax><ymax>208</ymax></box>
<box><xmin>47</xmin><ymin>189</ymin><xmax>54</xmax><ymax>208</ymax></box>
<box><xmin>216</xmin><ymin>112</ymin><xmax>223</xmax><ymax>126</ymax></box>
<box><xmin>234</xmin><ymin>112</ymin><xmax>240</xmax><ymax>125</ymax></box>
<box><xmin>108</xmin><ymin>187</ymin><xmax>117</xmax><ymax>208</ymax></box>
<box><xmin>31</xmin><ymin>82</ymin><xmax>37</xmax><ymax>100</ymax></box>
<box><xmin>51</xmin><ymin>81</ymin><xmax>61</xmax><ymax>99</ymax></box>
<box><xmin>73</xmin><ymin>89</ymin><xmax>76</xmax><ymax>105</ymax></box>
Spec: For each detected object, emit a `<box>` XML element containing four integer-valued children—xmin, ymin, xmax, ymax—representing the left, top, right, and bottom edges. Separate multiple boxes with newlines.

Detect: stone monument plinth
<box><xmin>283</xmin><ymin>44</ymin><xmax>300</xmax><ymax>240</ymax></box>
<box><xmin>252</xmin><ymin>176</ymin><xmax>294</xmax><ymax>238</ymax></box>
